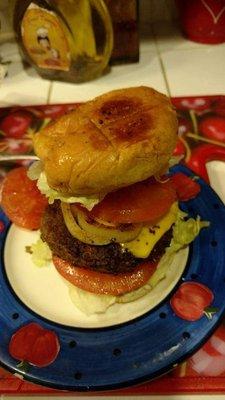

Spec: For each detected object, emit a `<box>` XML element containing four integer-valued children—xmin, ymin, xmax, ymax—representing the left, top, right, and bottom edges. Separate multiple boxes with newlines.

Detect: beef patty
<box><xmin>41</xmin><ymin>201</ymin><xmax>172</xmax><ymax>274</ymax></box>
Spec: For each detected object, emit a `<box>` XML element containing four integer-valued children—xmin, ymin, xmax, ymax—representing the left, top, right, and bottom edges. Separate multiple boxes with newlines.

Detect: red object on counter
<box><xmin>175</xmin><ymin>0</ymin><xmax>225</xmax><ymax>44</ymax></box>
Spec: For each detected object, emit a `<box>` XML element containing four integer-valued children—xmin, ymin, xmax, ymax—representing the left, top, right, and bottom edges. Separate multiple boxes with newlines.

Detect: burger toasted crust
<box><xmin>34</xmin><ymin>86</ymin><xmax>177</xmax><ymax>196</ymax></box>
<box><xmin>41</xmin><ymin>201</ymin><xmax>173</xmax><ymax>274</ymax></box>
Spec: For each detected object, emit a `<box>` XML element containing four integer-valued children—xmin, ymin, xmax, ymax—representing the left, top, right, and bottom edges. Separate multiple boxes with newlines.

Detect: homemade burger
<box><xmin>30</xmin><ymin>86</ymin><xmax>204</xmax><ymax>313</ymax></box>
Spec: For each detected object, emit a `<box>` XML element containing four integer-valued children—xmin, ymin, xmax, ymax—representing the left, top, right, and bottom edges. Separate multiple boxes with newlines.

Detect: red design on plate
<box><xmin>9</xmin><ymin>322</ymin><xmax>60</xmax><ymax>368</ymax></box>
<box><xmin>171</xmin><ymin>172</ymin><xmax>201</xmax><ymax>201</ymax></box>
<box><xmin>170</xmin><ymin>282</ymin><xmax>215</xmax><ymax>321</ymax></box>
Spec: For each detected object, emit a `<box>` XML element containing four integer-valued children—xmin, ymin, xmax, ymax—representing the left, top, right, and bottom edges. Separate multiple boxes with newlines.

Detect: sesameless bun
<box><xmin>33</xmin><ymin>86</ymin><xmax>178</xmax><ymax>196</ymax></box>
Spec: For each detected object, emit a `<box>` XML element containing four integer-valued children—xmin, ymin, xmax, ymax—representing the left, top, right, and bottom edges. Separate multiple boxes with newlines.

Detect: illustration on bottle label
<box><xmin>21</xmin><ymin>3</ymin><xmax>71</xmax><ymax>71</ymax></box>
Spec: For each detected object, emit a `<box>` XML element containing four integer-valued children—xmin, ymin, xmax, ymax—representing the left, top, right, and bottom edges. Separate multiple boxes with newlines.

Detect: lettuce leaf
<box><xmin>27</xmin><ymin>161</ymin><xmax>101</xmax><ymax>210</ymax></box>
<box><xmin>169</xmin><ymin>212</ymin><xmax>209</xmax><ymax>253</ymax></box>
<box><xmin>27</xmin><ymin>160</ymin><xmax>43</xmax><ymax>180</ymax></box>
<box><xmin>149</xmin><ymin>210</ymin><xmax>209</xmax><ymax>287</ymax></box>
<box><xmin>168</xmin><ymin>154</ymin><xmax>184</xmax><ymax>168</ymax></box>
<box><xmin>37</xmin><ymin>172</ymin><xmax>101</xmax><ymax>210</ymax></box>
<box><xmin>31</xmin><ymin>238</ymin><xmax>52</xmax><ymax>267</ymax></box>
<box><xmin>68</xmin><ymin>284</ymin><xmax>116</xmax><ymax>315</ymax></box>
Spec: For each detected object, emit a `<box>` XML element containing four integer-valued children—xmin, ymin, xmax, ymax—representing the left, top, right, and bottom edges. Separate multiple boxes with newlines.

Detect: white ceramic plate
<box><xmin>4</xmin><ymin>225</ymin><xmax>188</xmax><ymax>329</ymax></box>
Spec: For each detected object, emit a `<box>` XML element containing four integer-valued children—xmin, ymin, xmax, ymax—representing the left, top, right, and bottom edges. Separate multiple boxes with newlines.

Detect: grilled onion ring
<box><xmin>77</xmin><ymin>208</ymin><xmax>142</xmax><ymax>243</ymax></box>
<box><xmin>61</xmin><ymin>203</ymin><xmax>142</xmax><ymax>246</ymax></box>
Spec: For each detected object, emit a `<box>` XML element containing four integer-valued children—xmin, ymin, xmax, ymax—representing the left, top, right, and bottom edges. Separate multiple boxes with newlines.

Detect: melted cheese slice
<box><xmin>121</xmin><ymin>202</ymin><xmax>178</xmax><ymax>258</ymax></box>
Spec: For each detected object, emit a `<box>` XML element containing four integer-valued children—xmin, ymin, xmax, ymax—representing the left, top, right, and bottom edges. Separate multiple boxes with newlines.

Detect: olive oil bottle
<box><xmin>13</xmin><ymin>0</ymin><xmax>113</xmax><ymax>83</ymax></box>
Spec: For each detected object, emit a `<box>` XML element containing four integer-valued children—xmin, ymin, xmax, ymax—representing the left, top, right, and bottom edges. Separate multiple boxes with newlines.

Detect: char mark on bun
<box><xmin>33</xmin><ymin>86</ymin><xmax>177</xmax><ymax>197</ymax></box>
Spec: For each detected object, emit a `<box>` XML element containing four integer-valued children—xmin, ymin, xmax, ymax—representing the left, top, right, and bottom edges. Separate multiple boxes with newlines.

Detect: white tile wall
<box><xmin>161</xmin><ymin>45</ymin><xmax>225</xmax><ymax>97</ymax></box>
<box><xmin>0</xmin><ymin>61</ymin><xmax>50</xmax><ymax>106</ymax></box>
<box><xmin>152</xmin><ymin>20</ymin><xmax>210</xmax><ymax>52</ymax></box>
<box><xmin>50</xmin><ymin>48</ymin><xmax>168</xmax><ymax>103</ymax></box>
<box><xmin>1</xmin><ymin>0</ymin><xmax>224</xmax><ymax>101</ymax></box>
<box><xmin>0</xmin><ymin>41</ymin><xmax>20</xmax><ymax>62</ymax></box>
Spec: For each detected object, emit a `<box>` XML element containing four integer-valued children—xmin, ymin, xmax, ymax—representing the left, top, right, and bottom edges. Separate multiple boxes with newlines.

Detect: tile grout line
<box><xmin>157</xmin><ymin>53</ymin><xmax>171</xmax><ymax>98</ymax></box>
<box><xmin>151</xmin><ymin>24</ymin><xmax>171</xmax><ymax>98</ymax></box>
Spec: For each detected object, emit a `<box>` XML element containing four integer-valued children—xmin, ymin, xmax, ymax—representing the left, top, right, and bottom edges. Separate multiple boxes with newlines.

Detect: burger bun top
<box><xmin>33</xmin><ymin>86</ymin><xmax>178</xmax><ymax>196</ymax></box>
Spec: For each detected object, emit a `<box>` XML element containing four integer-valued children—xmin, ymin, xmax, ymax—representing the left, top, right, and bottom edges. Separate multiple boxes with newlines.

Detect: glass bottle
<box><xmin>13</xmin><ymin>0</ymin><xmax>113</xmax><ymax>83</ymax></box>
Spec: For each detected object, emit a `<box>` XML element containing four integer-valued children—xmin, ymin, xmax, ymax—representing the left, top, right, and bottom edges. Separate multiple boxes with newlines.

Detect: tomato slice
<box><xmin>87</xmin><ymin>179</ymin><xmax>177</xmax><ymax>224</ymax></box>
<box><xmin>53</xmin><ymin>256</ymin><xmax>157</xmax><ymax>296</ymax></box>
<box><xmin>1</xmin><ymin>167</ymin><xmax>48</xmax><ymax>230</ymax></box>
<box><xmin>171</xmin><ymin>172</ymin><xmax>201</xmax><ymax>201</ymax></box>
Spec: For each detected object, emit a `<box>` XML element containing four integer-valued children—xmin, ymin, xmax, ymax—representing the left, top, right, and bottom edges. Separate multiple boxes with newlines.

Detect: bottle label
<box><xmin>21</xmin><ymin>3</ymin><xmax>71</xmax><ymax>71</ymax></box>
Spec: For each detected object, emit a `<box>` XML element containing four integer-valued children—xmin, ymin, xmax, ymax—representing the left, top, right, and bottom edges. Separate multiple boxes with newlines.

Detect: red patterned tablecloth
<box><xmin>0</xmin><ymin>95</ymin><xmax>225</xmax><ymax>394</ymax></box>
